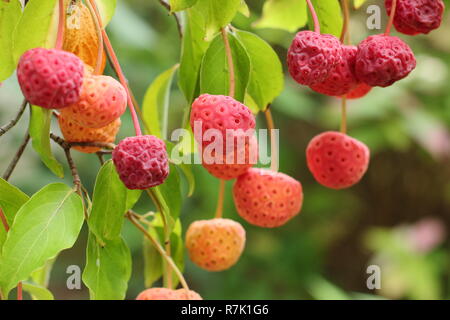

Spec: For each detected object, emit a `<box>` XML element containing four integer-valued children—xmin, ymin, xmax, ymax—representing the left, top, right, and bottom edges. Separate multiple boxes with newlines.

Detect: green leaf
<box><xmin>178</xmin><ymin>163</ymin><xmax>195</xmax><ymax>197</ymax></box>
<box><xmin>353</xmin><ymin>0</ymin><xmax>368</xmax><ymax>9</ymax></box>
<box><xmin>238</xmin><ymin>1</ymin><xmax>250</xmax><ymax>18</ymax></box>
<box><xmin>170</xmin><ymin>0</ymin><xmax>198</xmax><ymax>12</ymax></box>
<box><xmin>22</xmin><ymin>282</ymin><xmax>54</xmax><ymax>300</ymax></box>
<box><xmin>200</xmin><ymin>31</ymin><xmax>251</xmax><ymax>102</ymax></box>
<box><xmin>153</xmin><ymin>163</ymin><xmax>182</xmax><ymax>224</ymax></box>
<box><xmin>29</xmin><ymin>106</ymin><xmax>64</xmax><ymax>177</ymax></box>
<box><xmin>0</xmin><ymin>0</ymin><xmax>22</xmax><ymax>82</ymax></box>
<box><xmin>0</xmin><ymin>178</ymin><xmax>29</xmax><ymax>248</ymax></box>
<box><xmin>178</xmin><ymin>6</ymin><xmax>210</xmax><ymax>104</ymax></box>
<box><xmin>194</xmin><ymin>0</ymin><xmax>241</xmax><ymax>40</ymax></box>
<box><xmin>166</xmin><ymin>141</ymin><xmax>195</xmax><ymax>197</ymax></box>
<box><xmin>0</xmin><ymin>183</ymin><xmax>84</xmax><ymax>298</ymax></box>
<box><xmin>308</xmin><ymin>0</ymin><xmax>343</xmax><ymax>38</ymax></box>
<box><xmin>142</xmin><ymin>65</ymin><xmax>179</xmax><ymax>139</ymax></box>
<box><xmin>143</xmin><ymin>216</ymin><xmax>183</xmax><ymax>288</ymax></box>
<box><xmin>96</xmin><ymin>0</ymin><xmax>117</xmax><ymax>26</ymax></box>
<box><xmin>88</xmin><ymin>160</ymin><xmax>130</xmax><ymax>243</ymax></box>
<box><xmin>236</xmin><ymin>30</ymin><xmax>284</xmax><ymax>111</ymax></box>
<box><xmin>82</xmin><ymin>233</ymin><xmax>131</xmax><ymax>300</ymax></box>
<box><xmin>253</xmin><ymin>0</ymin><xmax>307</xmax><ymax>33</ymax></box>
<box><xmin>30</xmin><ymin>257</ymin><xmax>56</xmax><ymax>288</ymax></box>
<box><xmin>126</xmin><ymin>189</ymin><xmax>142</xmax><ymax>212</ymax></box>
<box><xmin>12</xmin><ymin>0</ymin><xmax>58</xmax><ymax>63</ymax></box>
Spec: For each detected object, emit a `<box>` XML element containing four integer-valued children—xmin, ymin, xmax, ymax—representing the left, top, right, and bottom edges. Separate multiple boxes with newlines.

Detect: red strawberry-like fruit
<box><xmin>233</xmin><ymin>168</ymin><xmax>303</xmax><ymax>228</ymax></box>
<box><xmin>112</xmin><ymin>135</ymin><xmax>169</xmax><ymax>190</ymax></box>
<box><xmin>186</xmin><ymin>218</ymin><xmax>246</xmax><ymax>272</ymax></box>
<box><xmin>17</xmin><ymin>48</ymin><xmax>84</xmax><ymax>109</ymax></box>
<box><xmin>306</xmin><ymin>131</ymin><xmax>370</xmax><ymax>189</ymax></box>
<box><xmin>136</xmin><ymin>288</ymin><xmax>202</xmax><ymax>300</ymax></box>
<box><xmin>355</xmin><ymin>34</ymin><xmax>416</xmax><ymax>87</ymax></box>
<box><xmin>346</xmin><ymin>83</ymin><xmax>372</xmax><ymax>100</ymax></box>
<box><xmin>58</xmin><ymin>115</ymin><xmax>121</xmax><ymax>154</ymax></box>
<box><xmin>201</xmin><ymin>133</ymin><xmax>258</xmax><ymax>180</ymax></box>
<box><xmin>385</xmin><ymin>0</ymin><xmax>445</xmax><ymax>35</ymax></box>
<box><xmin>190</xmin><ymin>94</ymin><xmax>255</xmax><ymax>147</ymax></box>
<box><xmin>310</xmin><ymin>45</ymin><xmax>359</xmax><ymax>97</ymax></box>
<box><xmin>287</xmin><ymin>31</ymin><xmax>343</xmax><ymax>86</ymax></box>
<box><xmin>61</xmin><ymin>74</ymin><xmax>127</xmax><ymax>128</ymax></box>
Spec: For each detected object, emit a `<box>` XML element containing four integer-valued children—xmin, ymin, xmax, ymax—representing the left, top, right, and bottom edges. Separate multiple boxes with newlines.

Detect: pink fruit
<box><xmin>346</xmin><ymin>83</ymin><xmax>372</xmax><ymax>100</ymax></box>
<box><xmin>60</xmin><ymin>74</ymin><xmax>127</xmax><ymax>128</ymax></box>
<box><xmin>287</xmin><ymin>31</ymin><xmax>343</xmax><ymax>86</ymax></box>
<box><xmin>233</xmin><ymin>168</ymin><xmax>303</xmax><ymax>228</ymax></box>
<box><xmin>306</xmin><ymin>131</ymin><xmax>370</xmax><ymax>189</ymax></box>
<box><xmin>17</xmin><ymin>48</ymin><xmax>84</xmax><ymax>109</ymax></box>
<box><xmin>186</xmin><ymin>218</ymin><xmax>246</xmax><ymax>272</ymax></box>
<box><xmin>112</xmin><ymin>135</ymin><xmax>169</xmax><ymax>190</ymax></box>
<box><xmin>136</xmin><ymin>288</ymin><xmax>202</xmax><ymax>300</ymax></box>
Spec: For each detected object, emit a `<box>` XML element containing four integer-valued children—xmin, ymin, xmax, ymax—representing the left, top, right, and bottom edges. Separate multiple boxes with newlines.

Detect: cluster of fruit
<box><xmin>287</xmin><ymin>0</ymin><xmax>444</xmax><ymax>190</ymax></box>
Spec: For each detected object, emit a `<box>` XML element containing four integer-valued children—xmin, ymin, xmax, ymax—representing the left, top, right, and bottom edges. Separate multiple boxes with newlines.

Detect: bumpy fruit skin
<box><xmin>233</xmin><ymin>168</ymin><xmax>303</xmax><ymax>228</ymax></box>
<box><xmin>190</xmin><ymin>94</ymin><xmax>256</xmax><ymax>147</ymax></box>
<box><xmin>58</xmin><ymin>115</ymin><xmax>120</xmax><ymax>153</ymax></box>
<box><xmin>186</xmin><ymin>218</ymin><xmax>246</xmax><ymax>272</ymax></box>
<box><xmin>61</xmin><ymin>74</ymin><xmax>127</xmax><ymax>128</ymax></box>
<box><xmin>385</xmin><ymin>0</ymin><xmax>445</xmax><ymax>35</ymax></box>
<box><xmin>287</xmin><ymin>31</ymin><xmax>343</xmax><ymax>86</ymax></box>
<box><xmin>17</xmin><ymin>48</ymin><xmax>84</xmax><ymax>109</ymax></box>
<box><xmin>306</xmin><ymin>131</ymin><xmax>370</xmax><ymax>190</ymax></box>
<box><xmin>63</xmin><ymin>0</ymin><xmax>107</xmax><ymax>73</ymax></box>
<box><xmin>346</xmin><ymin>83</ymin><xmax>372</xmax><ymax>100</ymax></box>
<box><xmin>112</xmin><ymin>135</ymin><xmax>169</xmax><ymax>190</ymax></box>
<box><xmin>201</xmin><ymin>134</ymin><xmax>258</xmax><ymax>180</ymax></box>
<box><xmin>355</xmin><ymin>35</ymin><xmax>416</xmax><ymax>87</ymax></box>
<box><xmin>136</xmin><ymin>288</ymin><xmax>202</xmax><ymax>300</ymax></box>
<box><xmin>310</xmin><ymin>45</ymin><xmax>358</xmax><ymax>96</ymax></box>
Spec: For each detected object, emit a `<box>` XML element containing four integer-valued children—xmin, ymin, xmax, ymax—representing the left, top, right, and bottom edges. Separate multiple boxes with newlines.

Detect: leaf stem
<box><xmin>385</xmin><ymin>0</ymin><xmax>397</xmax><ymax>36</ymax></box>
<box><xmin>85</xmin><ymin>0</ymin><xmax>104</xmax><ymax>75</ymax></box>
<box><xmin>87</xmin><ymin>0</ymin><xmax>142</xmax><ymax>136</ymax></box>
<box><xmin>55</xmin><ymin>0</ymin><xmax>65</xmax><ymax>50</ymax></box>
<box><xmin>221</xmin><ymin>28</ymin><xmax>235</xmax><ymax>98</ymax></box>
<box><xmin>0</xmin><ymin>99</ymin><xmax>28</xmax><ymax>138</ymax></box>
<box><xmin>127</xmin><ymin>213</ymin><xmax>191</xmax><ymax>293</ymax></box>
<box><xmin>264</xmin><ymin>107</ymin><xmax>279</xmax><ymax>172</ymax></box>
<box><xmin>306</xmin><ymin>0</ymin><xmax>320</xmax><ymax>33</ymax></box>
<box><xmin>214</xmin><ymin>179</ymin><xmax>226</xmax><ymax>219</ymax></box>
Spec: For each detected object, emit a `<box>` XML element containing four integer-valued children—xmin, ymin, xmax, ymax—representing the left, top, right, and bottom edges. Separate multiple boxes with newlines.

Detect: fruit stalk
<box><xmin>264</xmin><ymin>107</ymin><xmax>279</xmax><ymax>172</ymax></box>
<box><xmin>340</xmin><ymin>97</ymin><xmax>347</xmax><ymax>134</ymax></box>
<box><xmin>85</xmin><ymin>0</ymin><xmax>104</xmax><ymax>75</ymax></box>
<box><xmin>340</xmin><ymin>0</ymin><xmax>350</xmax><ymax>44</ymax></box>
<box><xmin>214</xmin><ymin>179</ymin><xmax>226</xmax><ymax>219</ymax></box>
<box><xmin>54</xmin><ymin>0</ymin><xmax>65</xmax><ymax>50</ymax></box>
<box><xmin>385</xmin><ymin>0</ymin><xmax>398</xmax><ymax>35</ymax></box>
<box><xmin>306</xmin><ymin>0</ymin><xmax>320</xmax><ymax>33</ymax></box>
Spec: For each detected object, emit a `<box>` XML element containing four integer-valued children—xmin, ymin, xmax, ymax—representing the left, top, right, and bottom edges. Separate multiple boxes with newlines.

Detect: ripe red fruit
<box><xmin>201</xmin><ymin>134</ymin><xmax>258</xmax><ymax>180</ymax></box>
<box><xmin>185</xmin><ymin>218</ymin><xmax>246</xmax><ymax>272</ymax></box>
<box><xmin>58</xmin><ymin>115</ymin><xmax>121</xmax><ymax>154</ymax></box>
<box><xmin>112</xmin><ymin>135</ymin><xmax>169</xmax><ymax>190</ymax></box>
<box><xmin>61</xmin><ymin>74</ymin><xmax>127</xmax><ymax>128</ymax></box>
<box><xmin>136</xmin><ymin>288</ymin><xmax>202</xmax><ymax>300</ymax></box>
<box><xmin>17</xmin><ymin>48</ymin><xmax>84</xmax><ymax>109</ymax></box>
<box><xmin>287</xmin><ymin>31</ymin><xmax>343</xmax><ymax>86</ymax></box>
<box><xmin>310</xmin><ymin>45</ymin><xmax>359</xmax><ymax>97</ymax></box>
<box><xmin>385</xmin><ymin>0</ymin><xmax>445</xmax><ymax>35</ymax></box>
<box><xmin>346</xmin><ymin>83</ymin><xmax>372</xmax><ymax>100</ymax></box>
<box><xmin>190</xmin><ymin>94</ymin><xmax>255</xmax><ymax>147</ymax></box>
<box><xmin>306</xmin><ymin>131</ymin><xmax>370</xmax><ymax>189</ymax></box>
<box><xmin>233</xmin><ymin>168</ymin><xmax>303</xmax><ymax>228</ymax></box>
<box><xmin>355</xmin><ymin>34</ymin><xmax>416</xmax><ymax>87</ymax></box>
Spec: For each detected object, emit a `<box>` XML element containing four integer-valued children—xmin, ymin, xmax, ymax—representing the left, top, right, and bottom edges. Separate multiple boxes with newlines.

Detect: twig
<box><xmin>157</xmin><ymin>0</ymin><xmax>183</xmax><ymax>38</ymax></box>
<box><xmin>49</xmin><ymin>133</ymin><xmax>115</xmax><ymax>150</ymax></box>
<box><xmin>2</xmin><ymin>132</ymin><xmax>30</xmax><ymax>181</ymax></box>
<box><xmin>0</xmin><ymin>99</ymin><xmax>28</xmax><ymax>138</ymax></box>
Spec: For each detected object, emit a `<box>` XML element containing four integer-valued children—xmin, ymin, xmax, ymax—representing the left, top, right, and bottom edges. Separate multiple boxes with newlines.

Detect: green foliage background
<box><xmin>1</xmin><ymin>0</ymin><xmax>450</xmax><ymax>299</ymax></box>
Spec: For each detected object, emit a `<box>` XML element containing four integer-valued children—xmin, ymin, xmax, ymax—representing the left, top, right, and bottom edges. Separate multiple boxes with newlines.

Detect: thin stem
<box><xmin>385</xmin><ymin>0</ymin><xmax>397</xmax><ymax>36</ymax></box>
<box><xmin>127</xmin><ymin>213</ymin><xmax>191</xmax><ymax>293</ymax></box>
<box><xmin>221</xmin><ymin>28</ymin><xmax>235</xmax><ymax>98</ymax></box>
<box><xmin>17</xmin><ymin>282</ymin><xmax>22</xmax><ymax>300</ymax></box>
<box><xmin>55</xmin><ymin>0</ymin><xmax>65</xmax><ymax>50</ymax></box>
<box><xmin>264</xmin><ymin>107</ymin><xmax>279</xmax><ymax>172</ymax></box>
<box><xmin>0</xmin><ymin>99</ymin><xmax>28</xmax><ymax>138</ymax></box>
<box><xmin>340</xmin><ymin>0</ymin><xmax>350</xmax><ymax>44</ymax></box>
<box><xmin>85</xmin><ymin>0</ymin><xmax>104</xmax><ymax>75</ymax></box>
<box><xmin>96</xmin><ymin>152</ymin><xmax>105</xmax><ymax>165</ymax></box>
<box><xmin>214</xmin><ymin>180</ymin><xmax>226</xmax><ymax>219</ymax></box>
<box><xmin>87</xmin><ymin>0</ymin><xmax>141</xmax><ymax>136</ymax></box>
<box><xmin>64</xmin><ymin>148</ymin><xmax>82</xmax><ymax>195</ymax></box>
<box><xmin>2</xmin><ymin>132</ymin><xmax>30</xmax><ymax>181</ymax></box>
<box><xmin>306</xmin><ymin>0</ymin><xmax>320</xmax><ymax>33</ymax></box>
<box><xmin>157</xmin><ymin>0</ymin><xmax>183</xmax><ymax>38</ymax></box>
<box><xmin>340</xmin><ymin>97</ymin><xmax>347</xmax><ymax>134</ymax></box>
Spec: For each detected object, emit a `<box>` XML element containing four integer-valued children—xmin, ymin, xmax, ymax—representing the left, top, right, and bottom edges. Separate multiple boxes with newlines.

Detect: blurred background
<box><xmin>0</xmin><ymin>0</ymin><xmax>449</xmax><ymax>299</ymax></box>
